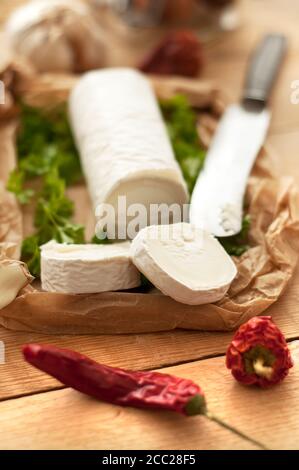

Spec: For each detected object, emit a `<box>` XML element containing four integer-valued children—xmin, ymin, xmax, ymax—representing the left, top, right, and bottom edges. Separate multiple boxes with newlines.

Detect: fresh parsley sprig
<box><xmin>7</xmin><ymin>104</ymin><xmax>84</xmax><ymax>277</ymax></box>
<box><xmin>160</xmin><ymin>95</ymin><xmax>206</xmax><ymax>194</ymax></box>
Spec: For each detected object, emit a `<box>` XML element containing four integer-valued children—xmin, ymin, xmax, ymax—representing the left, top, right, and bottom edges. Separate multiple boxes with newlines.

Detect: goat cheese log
<box><xmin>41</xmin><ymin>241</ymin><xmax>140</xmax><ymax>294</ymax></box>
<box><xmin>69</xmin><ymin>68</ymin><xmax>189</xmax><ymax>238</ymax></box>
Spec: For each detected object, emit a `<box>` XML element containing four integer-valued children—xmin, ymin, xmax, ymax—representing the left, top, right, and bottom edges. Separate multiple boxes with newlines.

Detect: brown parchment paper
<box><xmin>0</xmin><ymin>61</ymin><xmax>299</xmax><ymax>334</ymax></box>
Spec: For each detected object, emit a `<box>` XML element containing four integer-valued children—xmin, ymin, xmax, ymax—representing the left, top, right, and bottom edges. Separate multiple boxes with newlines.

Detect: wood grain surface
<box><xmin>0</xmin><ymin>0</ymin><xmax>299</xmax><ymax>450</ymax></box>
<box><xmin>1</xmin><ymin>344</ymin><xmax>298</xmax><ymax>450</ymax></box>
<box><xmin>0</xmin><ymin>389</ymin><xmax>258</xmax><ymax>450</ymax></box>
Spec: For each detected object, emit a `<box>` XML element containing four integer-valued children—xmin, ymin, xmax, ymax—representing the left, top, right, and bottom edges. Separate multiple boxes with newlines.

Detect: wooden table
<box><xmin>0</xmin><ymin>0</ymin><xmax>299</xmax><ymax>450</ymax></box>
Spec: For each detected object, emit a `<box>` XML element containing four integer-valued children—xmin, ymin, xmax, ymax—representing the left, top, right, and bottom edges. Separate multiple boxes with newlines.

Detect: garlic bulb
<box><xmin>5</xmin><ymin>0</ymin><xmax>106</xmax><ymax>73</ymax></box>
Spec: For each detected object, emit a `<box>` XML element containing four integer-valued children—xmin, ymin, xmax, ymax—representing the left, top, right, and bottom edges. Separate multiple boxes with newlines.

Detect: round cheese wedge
<box><xmin>41</xmin><ymin>241</ymin><xmax>140</xmax><ymax>294</ymax></box>
<box><xmin>130</xmin><ymin>223</ymin><xmax>237</xmax><ymax>305</ymax></box>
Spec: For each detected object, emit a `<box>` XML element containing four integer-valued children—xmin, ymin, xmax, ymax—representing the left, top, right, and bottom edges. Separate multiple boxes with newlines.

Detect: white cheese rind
<box><xmin>69</xmin><ymin>69</ymin><xmax>189</xmax><ymax>235</ymax></box>
<box><xmin>130</xmin><ymin>223</ymin><xmax>237</xmax><ymax>305</ymax></box>
<box><xmin>41</xmin><ymin>241</ymin><xmax>140</xmax><ymax>294</ymax></box>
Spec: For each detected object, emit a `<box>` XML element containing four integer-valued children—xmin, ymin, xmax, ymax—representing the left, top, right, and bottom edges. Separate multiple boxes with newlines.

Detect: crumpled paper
<box><xmin>0</xmin><ymin>181</ymin><xmax>23</xmax><ymax>259</ymax></box>
<box><xmin>0</xmin><ymin>243</ymin><xmax>33</xmax><ymax>311</ymax></box>
<box><xmin>0</xmin><ymin>62</ymin><xmax>299</xmax><ymax>334</ymax></box>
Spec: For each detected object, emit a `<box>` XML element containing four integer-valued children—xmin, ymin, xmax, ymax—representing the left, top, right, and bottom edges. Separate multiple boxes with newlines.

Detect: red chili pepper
<box><xmin>23</xmin><ymin>343</ymin><xmax>206</xmax><ymax>416</ymax></box>
<box><xmin>138</xmin><ymin>30</ymin><xmax>203</xmax><ymax>78</ymax></box>
<box><xmin>226</xmin><ymin>316</ymin><xmax>293</xmax><ymax>388</ymax></box>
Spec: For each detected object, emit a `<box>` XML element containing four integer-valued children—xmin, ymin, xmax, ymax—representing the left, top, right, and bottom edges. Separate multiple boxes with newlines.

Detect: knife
<box><xmin>190</xmin><ymin>34</ymin><xmax>287</xmax><ymax>237</ymax></box>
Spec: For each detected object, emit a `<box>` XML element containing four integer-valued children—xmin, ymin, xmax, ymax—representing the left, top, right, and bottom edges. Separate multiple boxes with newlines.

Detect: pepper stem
<box><xmin>205</xmin><ymin>411</ymin><xmax>269</xmax><ymax>450</ymax></box>
<box><xmin>253</xmin><ymin>358</ymin><xmax>273</xmax><ymax>380</ymax></box>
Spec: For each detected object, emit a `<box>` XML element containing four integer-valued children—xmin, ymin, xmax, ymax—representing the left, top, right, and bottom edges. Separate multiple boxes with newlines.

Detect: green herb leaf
<box><xmin>7</xmin><ymin>170</ymin><xmax>35</xmax><ymax>204</ymax></box>
<box><xmin>219</xmin><ymin>215</ymin><xmax>251</xmax><ymax>257</ymax></box>
<box><xmin>160</xmin><ymin>95</ymin><xmax>206</xmax><ymax>193</ymax></box>
<box><xmin>17</xmin><ymin>104</ymin><xmax>83</xmax><ymax>185</ymax></box>
<box><xmin>21</xmin><ymin>235</ymin><xmax>41</xmax><ymax>277</ymax></box>
<box><xmin>91</xmin><ymin>234</ymin><xmax>112</xmax><ymax>245</ymax></box>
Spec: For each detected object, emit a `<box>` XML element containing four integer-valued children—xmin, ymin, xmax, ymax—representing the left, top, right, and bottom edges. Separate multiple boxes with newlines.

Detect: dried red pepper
<box><xmin>23</xmin><ymin>343</ymin><xmax>268</xmax><ymax>449</ymax></box>
<box><xmin>23</xmin><ymin>343</ymin><xmax>206</xmax><ymax>416</ymax></box>
<box><xmin>226</xmin><ymin>316</ymin><xmax>293</xmax><ymax>388</ymax></box>
<box><xmin>138</xmin><ymin>30</ymin><xmax>203</xmax><ymax>78</ymax></box>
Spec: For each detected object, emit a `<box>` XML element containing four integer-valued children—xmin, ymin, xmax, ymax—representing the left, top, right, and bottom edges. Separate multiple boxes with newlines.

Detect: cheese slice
<box><xmin>69</xmin><ymin>68</ymin><xmax>189</xmax><ymax>238</ymax></box>
<box><xmin>41</xmin><ymin>241</ymin><xmax>140</xmax><ymax>294</ymax></box>
<box><xmin>130</xmin><ymin>223</ymin><xmax>237</xmax><ymax>305</ymax></box>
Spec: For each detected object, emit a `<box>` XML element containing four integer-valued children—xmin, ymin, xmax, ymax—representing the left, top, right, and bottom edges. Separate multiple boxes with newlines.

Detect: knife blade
<box><xmin>190</xmin><ymin>34</ymin><xmax>287</xmax><ymax>237</ymax></box>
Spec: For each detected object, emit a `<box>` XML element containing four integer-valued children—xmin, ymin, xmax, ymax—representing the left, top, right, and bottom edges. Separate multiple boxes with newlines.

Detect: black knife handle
<box><xmin>243</xmin><ymin>34</ymin><xmax>287</xmax><ymax>105</ymax></box>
